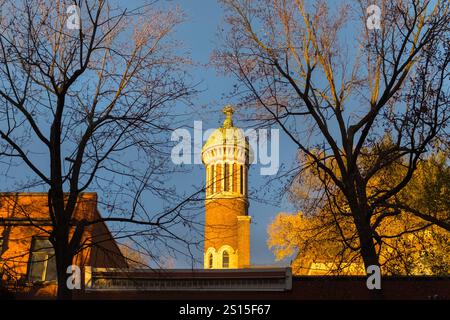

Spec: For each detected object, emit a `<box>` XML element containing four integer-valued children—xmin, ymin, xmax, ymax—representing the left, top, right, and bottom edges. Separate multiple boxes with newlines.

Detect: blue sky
<box><xmin>7</xmin><ymin>0</ymin><xmax>437</xmax><ymax>269</ymax></box>
<box><xmin>0</xmin><ymin>0</ymin><xmax>299</xmax><ymax>268</ymax></box>
<box><xmin>146</xmin><ymin>0</ymin><xmax>299</xmax><ymax>267</ymax></box>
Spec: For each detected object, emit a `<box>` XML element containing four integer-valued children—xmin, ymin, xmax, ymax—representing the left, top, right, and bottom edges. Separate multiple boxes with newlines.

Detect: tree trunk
<box><xmin>349</xmin><ymin>181</ymin><xmax>381</xmax><ymax>272</ymax></box>
<box><xmin>55</xmin><ymin>244</ymin><xmax>74</xmax><ymax>300</ymax></box>
<box><xmin>353</xmin><ymin>207</ymin><xmax>383</xmax><ymax>300</ymax></box>
<box><xmin>52</xmin><ymin>213</ymin><xmax>74</xmax><ymax>300</ymax></box>
<box><xmin>357</xmin><ymin>220</ymin><xmax>379</xmax><ymax>269</ymax></box>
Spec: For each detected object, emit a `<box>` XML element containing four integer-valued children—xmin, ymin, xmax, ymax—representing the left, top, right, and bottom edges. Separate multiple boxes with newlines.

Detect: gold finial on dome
<box><xmin>222</xmin><ymin>105</ymin><xmax>234</xmax><ymax>129</ymax></box>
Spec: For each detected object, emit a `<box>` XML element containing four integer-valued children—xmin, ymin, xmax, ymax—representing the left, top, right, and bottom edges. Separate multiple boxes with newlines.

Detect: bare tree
<box><xmin>214</xmin><ymin>0</ymin><xmax>450</xmax><ymax>277</ymax></box>
<box><xmin>0</xmin><ymin>0</ymin><xmax>199</xmax><ymax>299</ymax></box>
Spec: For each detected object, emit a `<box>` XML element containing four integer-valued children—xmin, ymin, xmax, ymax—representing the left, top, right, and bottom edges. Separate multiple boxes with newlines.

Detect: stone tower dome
<box><xmin>201</xmin><ymin>105</ymin><xmax>251</xmax><ymax>269</ymax></box>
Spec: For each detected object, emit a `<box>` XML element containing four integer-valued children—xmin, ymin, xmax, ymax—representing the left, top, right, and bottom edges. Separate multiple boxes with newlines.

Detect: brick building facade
<box><xmin>0</xmin><ymin>192</ymin><xmax>127</xmax><ymax>296</ymax></box>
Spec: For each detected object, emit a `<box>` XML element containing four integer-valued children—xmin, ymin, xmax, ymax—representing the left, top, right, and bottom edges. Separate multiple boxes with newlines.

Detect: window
<box><xmin>211</xmin><ymin>165</ymin><xmax>215</xmax><ymax>194</ymax></box>
<box><xmin>224</xmin><ymin>163</ymin><xmax>229</xmax><ymax>191</ymax></box>
<box><xmin>222</xmin><ymin>251</ymin><xmax>229</xmax><ymax>268</ymax></box>
<box><xmin>208</xmin><ymin>253</ymin><xmax>213</xmax><ymax>269</ymax></box>
<box><xmin>28</xmin><ymin>238</ymin><xmax>57</xmax><ymax>282</ymax></box>
<box><xmin>207</xmin><ymin>166</ymin><xmax>212</xmax><ymax>195</ymax></box>
<box><xmin>216</xmin><ymin>164</ymin><xmax>222</xmax><ymax>192</ymax></box>
<box><xmin>233</xmin><ymin>163</ymin><xmax>238</xmax><ymax>192</ymax></box>
<box><xmin>240</xmin><ymin>165</ymin><xmax>243</xmax><ymax>194</ymax></box>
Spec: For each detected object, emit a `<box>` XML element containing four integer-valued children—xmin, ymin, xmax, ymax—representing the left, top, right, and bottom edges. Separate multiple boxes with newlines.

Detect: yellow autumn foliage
<box><xmin>268</xmin><ymin>151</ymin><xmax>450</xmax><ymax>275</ymax></box>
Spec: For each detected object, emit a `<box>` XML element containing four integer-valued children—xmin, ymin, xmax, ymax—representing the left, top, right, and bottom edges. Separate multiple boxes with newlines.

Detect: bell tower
<box><xmin>202</xmin><ymin>106</ymin><xmax>251</xmax><ymax>269</ymax></box>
